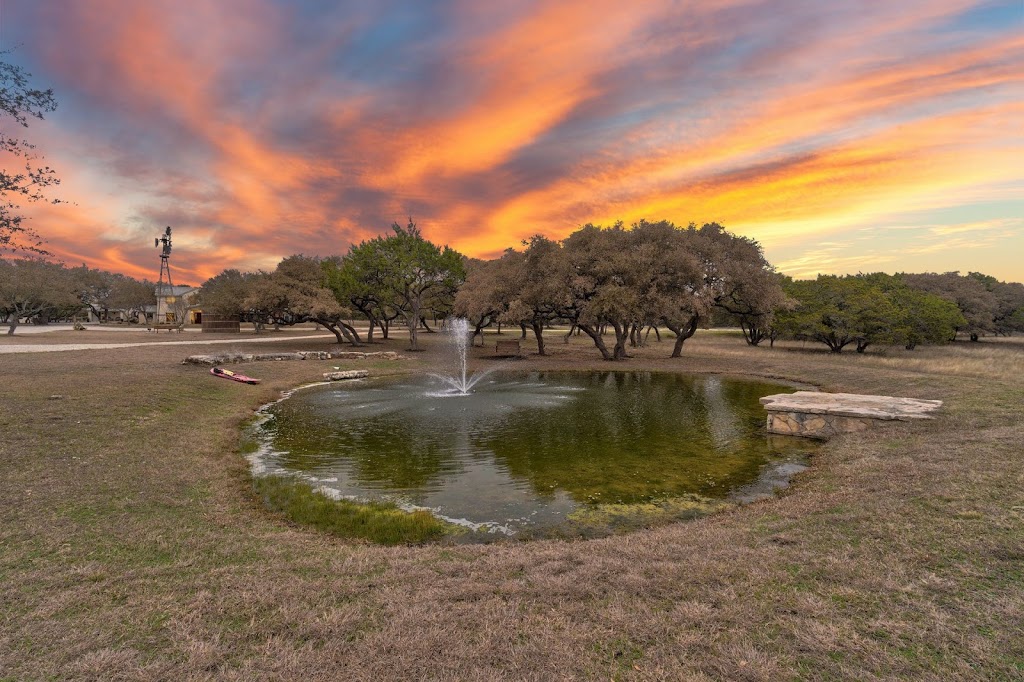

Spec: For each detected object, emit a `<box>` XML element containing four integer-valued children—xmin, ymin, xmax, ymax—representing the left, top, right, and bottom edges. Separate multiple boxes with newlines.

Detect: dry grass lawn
<box><xmin>1</xmin><ymin>327</ymin><xmax>1022</xmax><ymax>680</ymax></box>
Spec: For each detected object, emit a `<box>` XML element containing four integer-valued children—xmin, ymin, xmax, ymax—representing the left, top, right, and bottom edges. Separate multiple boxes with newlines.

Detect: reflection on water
<box><xmin>253</xmin><ymin>371</ymin><xmax>817</xmax><ymax>537</ymax></box>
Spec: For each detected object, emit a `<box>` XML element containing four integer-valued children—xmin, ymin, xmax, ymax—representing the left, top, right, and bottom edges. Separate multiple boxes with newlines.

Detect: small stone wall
<box><xmin>183</xmin><ymin>350</ymin><xmax>404</xmax><ymax>365</ymax></box>
<box><xmin>761</xmin><ymin>391</ymin><xmax>942</xmax><ymax>439</ymax></box>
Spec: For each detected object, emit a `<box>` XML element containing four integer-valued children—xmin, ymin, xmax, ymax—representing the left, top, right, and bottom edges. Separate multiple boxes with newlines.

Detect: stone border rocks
<box><xmin>183</xmin><ymin>350</ymin><xmax>404</xmax><ymax>365</ymax></box>
<box><xmin>323</xmin><ymin>370</ymin><xmax>369</xmax><ymax>381</ymax></box>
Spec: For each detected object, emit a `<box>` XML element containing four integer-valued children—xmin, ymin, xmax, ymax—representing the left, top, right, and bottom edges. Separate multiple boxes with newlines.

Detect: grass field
<box><xmin>1</xmin><ymin>327</ymin><xmax>1022</xmax><ymax>680</ymax></box>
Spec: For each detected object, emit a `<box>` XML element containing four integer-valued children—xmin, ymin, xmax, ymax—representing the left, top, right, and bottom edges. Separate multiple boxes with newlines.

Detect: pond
<box><xmin>250</xmin><ymin>371</ymin><xmax>818</xmax><ymax>539</ymax></box>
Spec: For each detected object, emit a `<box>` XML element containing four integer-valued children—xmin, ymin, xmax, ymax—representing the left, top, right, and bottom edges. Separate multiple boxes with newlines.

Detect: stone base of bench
<box><xmin>766</xmin><ymin>411</ymin><xmax>874</xmax><ymax>439</ymax></box>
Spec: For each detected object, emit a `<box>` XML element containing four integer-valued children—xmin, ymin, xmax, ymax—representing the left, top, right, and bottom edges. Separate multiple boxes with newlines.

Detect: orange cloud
<box><xmin>8</xmin><ymin>0</ymin><xmax>1024</xmax><ymax>283</ymax></box>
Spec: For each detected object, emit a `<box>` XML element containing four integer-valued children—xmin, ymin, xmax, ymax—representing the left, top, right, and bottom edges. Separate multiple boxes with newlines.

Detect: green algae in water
<box><xmin>253</xmin><ymin>371</ymin><xmax>817</xmax><ymax>539</ymax></box>
<box><xmin>560</xmin><ymin>495</ymin><xmax>730</xmax><ymax>539</ymax></box>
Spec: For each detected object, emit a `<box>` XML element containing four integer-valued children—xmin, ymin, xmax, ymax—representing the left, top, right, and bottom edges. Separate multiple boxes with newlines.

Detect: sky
<box><xmin>2</xmin><ymin>0</ymin><xmax>1023</xmax><ymax>284</ymax></box>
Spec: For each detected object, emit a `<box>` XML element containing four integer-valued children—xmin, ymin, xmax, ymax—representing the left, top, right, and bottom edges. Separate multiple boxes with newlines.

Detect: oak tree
<box><xmin>1</xmin><ymin>57</ymin><xmax>63</xmax><ymax>254</ymax></box>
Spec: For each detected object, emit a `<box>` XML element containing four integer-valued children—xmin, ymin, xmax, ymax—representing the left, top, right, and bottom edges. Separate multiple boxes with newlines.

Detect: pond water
<box><xmin>251</xmin><ymin>371</ymin><xmax>818</xmax><ymax>539</ymax></box>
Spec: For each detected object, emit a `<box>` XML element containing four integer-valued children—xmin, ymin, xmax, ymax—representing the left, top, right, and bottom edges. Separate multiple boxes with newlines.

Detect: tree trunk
<box><xmin>338</xmin><ymin>320</ymin><xmax>364</xmax><ymax>346</ymax></box>
<box><xmin>577</xmin><ymin>323</ymin><xmax>614</xmax><ymax>360</ymax></box>
<box><xmin>319</xmin><ymin>322</ymin><xmax>347</xmax><ymax>345</ymax></box>
<box><xmin>6</xmin><ymin>320</ymin><xmax>17</xmax><ymax>335</ymax></box>
<box><xmin>740</xmin><ymin>320</ymin><xmax>753</xmax><ymax>345</ymax></box>
<box><xmin>611</xmin><ymin>321</ymin><xmax>630</xmax><ymax>359</ymax></box>
<box><xmin>663</xmin><ymin>314</ymin><xmax>699</xmax><ymax>358</ymax></box>
<box><xmin>408</xmin><ymin>299</ymin><xmax>421</xmax><ymax>350</ymax></box>
<box><xmin>419</xmin><ymin>316</ymin><xmax>435</xmax><ymax>333</ymax></box>
<box><xmin>820</xmin><ymin>334</ymin><xmax>848</xmax><ymax>352</ymax></box>
<box><xmin>531</xmin><ymin>319</ymin><xmax>546</xmax><ymax>356</ymax></box>
<box><xmin>564</xmin><ymin>324</ymin><xmax>576</xmax><ymax>343</ymax></box>
<box><xmin>856</xmin><ymin>340</ymin><xmax>869</xmax><ymax>353</ymax></box>
<box><xmin>520</xmin><ymin>323</ymin><xmax>528</xmax><ymax>340</ymax></box>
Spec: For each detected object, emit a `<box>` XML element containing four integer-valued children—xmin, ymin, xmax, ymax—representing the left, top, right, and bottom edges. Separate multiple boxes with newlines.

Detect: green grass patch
<box><xmin>252</xmin><ymin>475</ymin><xmax>457</xmax><ymax>545</ymax></box>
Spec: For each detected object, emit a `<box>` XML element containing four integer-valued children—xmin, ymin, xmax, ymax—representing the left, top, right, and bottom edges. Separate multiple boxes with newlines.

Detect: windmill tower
<box><xmin>155</xmin><ymin>226</ymin><xmax>175</xmax><ymax>322</ymax></box>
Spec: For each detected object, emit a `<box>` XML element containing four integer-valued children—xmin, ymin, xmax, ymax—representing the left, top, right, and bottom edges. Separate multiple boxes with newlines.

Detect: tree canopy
<box><xmin>902</xmin><ymin>272</ymin><xmax>997</xmax><ymax>341</ymax></box>
<box><xmin>1</xmin><ymin>56</ymin><xmax>62</xmax><ymax>254</ymax></box>
<box><xmin>70</xmin><ymin>266</ymin><xmax>155</xmax><ymax>323</ymax></box>
<box><xmin>451</xmin><ymin>220</ymin><xmax>786</xmax><ymax>360</ymax></box>
<box><xmin>0</xmin><ymin>258</ymin><xmax>79</xmax><ymax>334</ymax></box>
<box><xmin>342</xmin><ymin>221</ymin><xmax>465</xmax><ymax>351</ymax></box>
<box><xmin>778</xmin><ymin>274</ymin><xmax>966</xmax><ymax>352</ymax></box>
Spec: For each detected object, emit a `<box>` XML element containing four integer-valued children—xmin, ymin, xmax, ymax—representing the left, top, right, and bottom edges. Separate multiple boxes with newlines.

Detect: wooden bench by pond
<box><xmin>494</xmin><ymin>339</ymin><xmax>522</xmax><ymax>358</ymax></box>
<box><xmin>760</xmin><ymin>391</ymin><xmax>942</xmax><ymax>439</ymax></box>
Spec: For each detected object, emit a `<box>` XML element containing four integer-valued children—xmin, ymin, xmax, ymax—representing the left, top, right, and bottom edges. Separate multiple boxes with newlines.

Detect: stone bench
<box><xmin>760</xmin><ymin>391</ymin><xmax>942</xmax><ymax>439</ymax></box>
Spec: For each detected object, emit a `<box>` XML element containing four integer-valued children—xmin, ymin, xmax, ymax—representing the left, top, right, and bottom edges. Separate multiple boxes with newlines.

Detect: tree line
<box><xmin>0</xmin><ymin>259</ymin><xmax>156</xmax><ymax>335</ymax></box>
<box><xmin>4</xmin><ymin>219</ymin><xmax>1022</xmax><ymax>352</ymax></box>
<box><xmin>198</xmin><ymin>221</ymin><xmax>464</xmax><ymax>349</ymax></box>
<box><xmin>765</xmin><ymin>271</ymin><xmax>1024</xmax><ymax>353</ymax></box>
<box><xmin>194</xmin><ymin>219</ymin><xmax>1024</xmax><ymax>358</ymax></box>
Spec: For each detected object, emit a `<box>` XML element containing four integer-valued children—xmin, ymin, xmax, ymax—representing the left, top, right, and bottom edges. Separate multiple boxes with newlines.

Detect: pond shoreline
<box><xmin>247</xmin><ymin>369</ymin><xmax>820</xmax><ymax>542</ymax></box>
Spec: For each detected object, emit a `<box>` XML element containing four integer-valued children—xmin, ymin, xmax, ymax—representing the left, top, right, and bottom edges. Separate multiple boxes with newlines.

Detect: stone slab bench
<box><xmin>760</xmin><ymin>391</ymin><xmax>942</xmax><ymax>439</ymax></box>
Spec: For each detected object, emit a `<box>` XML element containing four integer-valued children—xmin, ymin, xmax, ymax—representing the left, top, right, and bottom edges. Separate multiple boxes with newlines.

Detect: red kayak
<box><xmin>210</xmin><ymin>367</ymin><xmax>261</xmax><ymax>384</ymax></box>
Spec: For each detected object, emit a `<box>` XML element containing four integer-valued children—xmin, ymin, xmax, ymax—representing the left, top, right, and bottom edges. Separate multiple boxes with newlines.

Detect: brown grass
<box><xmin>1</xmin><ymin>328</ymin><xmax>1022</xmax><ymax>680</ymax></box>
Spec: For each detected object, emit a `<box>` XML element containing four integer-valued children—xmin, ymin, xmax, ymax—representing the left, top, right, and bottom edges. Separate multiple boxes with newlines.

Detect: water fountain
<box><xmin>429</xmin><ymin>317</ymin><xmax>497</xmax><ymax>395</ymax></box>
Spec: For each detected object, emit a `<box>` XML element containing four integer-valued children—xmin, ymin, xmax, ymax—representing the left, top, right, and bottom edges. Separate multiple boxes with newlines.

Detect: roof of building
<box><xmin>155</xmin><ymin>284</ymin><xmax>198</xmax><ymax>297</ymax></box>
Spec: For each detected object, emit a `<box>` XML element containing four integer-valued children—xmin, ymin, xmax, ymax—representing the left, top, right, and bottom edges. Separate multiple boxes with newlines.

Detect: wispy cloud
<box><xmin>6</xmin><ymin>0</ymin><xmax>1023</xmax><ymax>281</ymax></box>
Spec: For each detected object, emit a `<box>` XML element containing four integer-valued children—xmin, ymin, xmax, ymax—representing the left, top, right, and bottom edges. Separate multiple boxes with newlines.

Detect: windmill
<box><xmin>154</xmin><ymin>226</ymin><xmax>175</xmax><ymax>321</ymax></box>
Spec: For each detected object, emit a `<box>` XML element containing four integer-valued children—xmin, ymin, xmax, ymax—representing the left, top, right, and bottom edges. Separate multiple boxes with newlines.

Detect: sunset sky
<box><xmin>4</xmin><ymin>0</ymin><xmax>1023</xmax><ymax>284</ymax></box>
